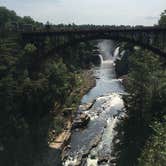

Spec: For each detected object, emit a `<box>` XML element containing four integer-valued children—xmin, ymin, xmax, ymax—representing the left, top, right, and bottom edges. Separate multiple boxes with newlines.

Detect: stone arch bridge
<box><xmin>22</xmin><ymin>27</ymin><xmax>166</xmax><ymax>57</ymax></box>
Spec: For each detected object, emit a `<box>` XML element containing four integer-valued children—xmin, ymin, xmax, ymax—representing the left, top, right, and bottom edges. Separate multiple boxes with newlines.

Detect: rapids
<box><xmin>64</xmin><ymin>40</ymin><xmax>125</xmax><ymax>166</ymax></box>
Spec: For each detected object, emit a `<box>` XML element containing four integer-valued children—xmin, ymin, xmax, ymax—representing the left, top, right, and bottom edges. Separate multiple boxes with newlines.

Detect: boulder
<box><xmin>98</xmin><ymin>149</ymin><xmax>110</xmax><ymax>165</ymax></box>
<box><xmin>110</xmin><ymin>157</ymin><xmax>117</xmax><ymax>164</ymax></box>
<box><xmin>97</xmin><ymin>156</ymin><xmax>109</xmax><ymax>165</ymax></box>
<box><xmin>90</xmin><ymin>152</ymin><xmax>96</xmax><ymax>159</ymax></box>
<box><xmin>82</xmin><ymin>149</ymin><xmax>89</xmax><ymax>158</ymax></box>
<box><xmin>72</xmin><ymin>113</ymin><xmax>90</xmax><ymax>129</ymax></box>
<box><xmin>89</xmin><ymin>135</ymin><xmax>101</xmax><ymax>148</ymax></box>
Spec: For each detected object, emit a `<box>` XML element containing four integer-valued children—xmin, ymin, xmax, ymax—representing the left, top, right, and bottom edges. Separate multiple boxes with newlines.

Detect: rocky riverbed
<box><xmin>63</xmin><ymin>53</ymin><xmax>125</xmax><ymax>165</ymax></box>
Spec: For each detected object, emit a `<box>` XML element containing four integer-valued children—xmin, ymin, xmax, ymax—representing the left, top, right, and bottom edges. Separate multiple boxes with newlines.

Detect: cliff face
<box><xmin>115</xmin><ymin>51</ymin><xmax>130</xmax><ymax>78</ymax></box>
<box><xmin>112</xmin><ymin>48</ymin><xmax>166</xmax><ymax>166</ymax></box>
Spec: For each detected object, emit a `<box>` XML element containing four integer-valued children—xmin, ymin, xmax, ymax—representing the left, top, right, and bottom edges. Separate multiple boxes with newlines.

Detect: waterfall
<box><xmin>113</xmin><ymin>47</ymin><xmax>120</xmax><ymax>61</ymax></box>
<box><xmin>98</xmin><ymin>54</ymin><xmax>104</xmax><ymax>64</ymax></box>
<box><xmin>98</xmin><ymin>40</ymin><xmax>114</xmax><ymax>60</ymax></box>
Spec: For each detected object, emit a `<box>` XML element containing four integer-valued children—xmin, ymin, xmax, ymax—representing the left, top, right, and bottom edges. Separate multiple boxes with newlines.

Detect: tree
<box><xmin>22</xmin><ymin>16</ymin><xmax>35</xmax><ymax>24</ymax></box>
<box><xmin>158</xmin><ymin>10</ymin><xmax>166</xmax><ymax>27</ymax></box>
<box><xmin>0</xmin><ymin>7</ymin><xmax>19</xmax><ymax>29</ymax></box>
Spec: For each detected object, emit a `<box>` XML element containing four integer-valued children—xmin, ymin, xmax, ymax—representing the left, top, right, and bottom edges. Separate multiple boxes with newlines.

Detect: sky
<box><xmin>0</xmin><ymin>0</ymin><xmax>166</xmax><ymax>25</ymax></box>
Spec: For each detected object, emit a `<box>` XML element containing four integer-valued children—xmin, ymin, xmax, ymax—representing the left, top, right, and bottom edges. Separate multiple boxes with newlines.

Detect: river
<box><xmin>64</xmin><ymin>40</ymin><xmax>125</xmax><ymax>166</ymax></box>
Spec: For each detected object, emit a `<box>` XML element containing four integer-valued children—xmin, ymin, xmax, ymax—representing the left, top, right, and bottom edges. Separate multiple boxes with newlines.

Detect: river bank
<box><xmin>46</xmin><ymin>69</ymin><xmax>96</xmax><ymax>164</ymax></box>
<box><xmin>49</xmin><ymin>69</ymin><xmax>96</xmax><ymax>147</ymax></box>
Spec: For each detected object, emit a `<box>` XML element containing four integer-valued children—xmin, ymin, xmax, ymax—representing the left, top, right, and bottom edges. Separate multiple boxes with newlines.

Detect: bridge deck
<box><xmin>22</xmin><ymin>26</ymin><xmax>166</xmax><ymax>36</ymax></box>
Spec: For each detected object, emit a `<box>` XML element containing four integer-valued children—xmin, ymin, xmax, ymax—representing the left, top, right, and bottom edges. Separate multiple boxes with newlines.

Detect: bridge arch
<box><xmin>47</xmin><ymin>34</ymin><xmax>165</xmax><ymax>58</ymax></box>
<box><xmin>22</xmin><ymin>27</ymin><xmax>166</xmax><ymax>58</ymax></box>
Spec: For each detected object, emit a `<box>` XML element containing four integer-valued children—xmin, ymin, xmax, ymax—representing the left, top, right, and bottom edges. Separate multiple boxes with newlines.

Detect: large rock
<box><xmin>97</xmin><ymin>155</ymin><xmax>109</xmax><ymax>165</ymax></box>
<box><xmin>79</xmin><ymin>102</ymin><xmax>94</xmax><ymax>111</ymax></box>
<box><xmin>49</xmin><ymin>131</ymin><xmax>71</xmax><ymax>150</ymax></box>
<box><xmin>110</xmin><ymin>157</ymin><xmax>117</xmax><ymax>165</ymax></box>
<box><xmin>72</xmin><ymin>113</ymin><xmax>90</xmax><ymax>129</ymax></box>
<box><xmin>89</xmin><ymin>135</ymin><xmax>101</xmax><ymax>148</ymax></box>
<box><xmin>98</xmin><ymin>146</ymin><xmax>111</xmax><ymax>165</ymax></box>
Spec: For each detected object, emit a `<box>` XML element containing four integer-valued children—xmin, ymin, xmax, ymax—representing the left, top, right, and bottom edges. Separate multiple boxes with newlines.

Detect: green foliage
<box><xmin>113</xmin><ymin>48</ymin><xmax>166</xmax><ymax>166</ymax></box>
<box><xmin>158</xmin><ymin>10</ymin><xmax>166</xmax><ymax>27</ymax></box>
<box><xmin>62</xmin><ymin>41</ymin><xmax>98</xmax><ymax>70</ymax></box>
<box><xmin>24</xmin><ymin>43</ymin><xmax>37</xmax><ymax>54</ymax></box>
<box><xmin>139</xmin><ymin>117</ymin><xmax>166</xmax><ymax>166</ymax></box>
<box><xmin>0</xmin><ymin>6</ymin><xmax>42</xmax><ymax>32</ymax></box>
<box><xmin>0</xmin><ymin>6</ymin><xmax>98</xmax><ymax>166</ymax></box>
<box><xmin>0</xmin><ymin>6</ymin><xmax>19</xmax><ymax>28</ymax></box>
<box><xmin>44</xmin><ymin>59</ymin><xmax>75</xmax><ymax>104</ymax></box>
<box><xmin>22</xmin><ymin>16</ymin><xmax>35</xmax><ymax>24</ymax></box>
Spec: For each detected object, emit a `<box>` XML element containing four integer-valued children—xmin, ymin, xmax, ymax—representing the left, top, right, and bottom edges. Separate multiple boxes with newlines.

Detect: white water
<box><xmin>64</xmin><ymin>40</ymin><xmax>125</xmax><ymax>166</ymax></box>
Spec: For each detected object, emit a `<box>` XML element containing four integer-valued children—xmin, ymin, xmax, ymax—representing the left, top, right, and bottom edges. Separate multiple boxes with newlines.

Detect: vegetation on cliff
<box><xmin>113</xmin><ymin>10</ymin><xmax>166</xmax><ymax>166</ymax></box>
<box><xmin>0</xmin><ymin>7</ymin><xmax>98</xmax><ymax>166</ymax></box>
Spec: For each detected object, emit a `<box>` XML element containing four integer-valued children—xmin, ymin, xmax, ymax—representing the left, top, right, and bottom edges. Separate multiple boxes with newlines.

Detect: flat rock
<box><xmin>49</xmin><ymin>130</ymin><xmax>71</xmax><ymax>150</ymax></box>
<box><xmin>79</xmin><ymin>102</ymin><xmax>94</xmax><ymax>111</ymax></box>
